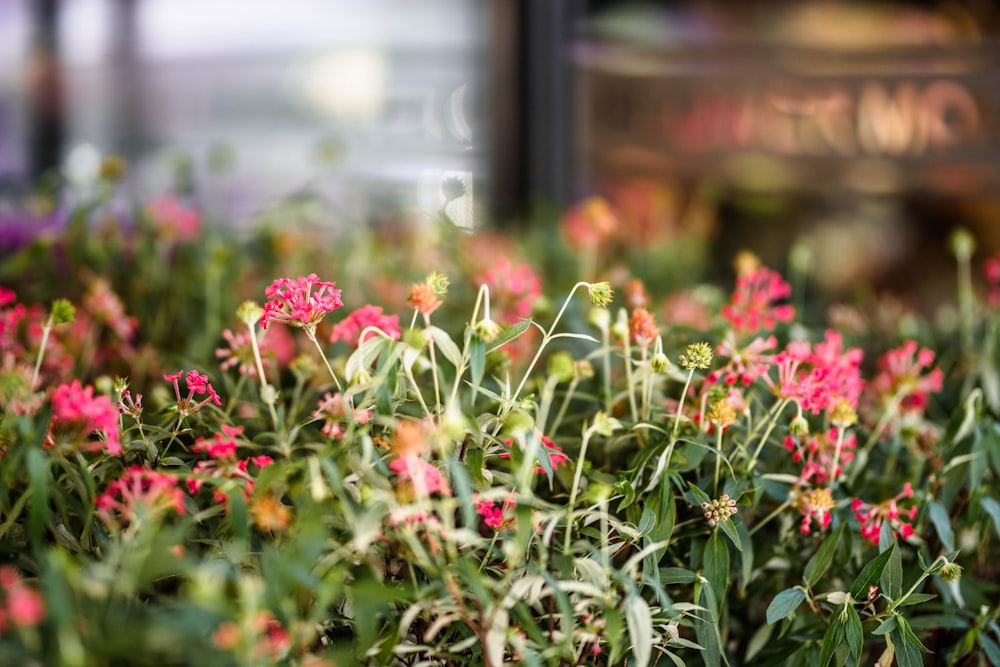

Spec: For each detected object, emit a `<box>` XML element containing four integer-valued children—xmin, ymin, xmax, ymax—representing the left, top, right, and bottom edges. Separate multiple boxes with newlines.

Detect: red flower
<box><xmin>853</xmin><ymin>483</ymin><xmax>918</xmax><ymax>545</ymax></box>
<box><xmin>164</xmin><ymin>369</ymin><xmax>222</xmax><ymax>417</ymax></box>
<box><xmin>869</xmin><ymin>340</ymin><xmax>943</xmax><ymax>415</ymax></box>
<box><xmin>96</xmin><ymin>466</ymin><xmax>186</xmax><ymax>527</ymax></box>
<box><xmin>628</xmin><ymin>307</ymin><xmax>660</xmax><ymax>347</ymax></box>
<box><xmin>260</xmin><ymin>274</ymin><xmax>343</xmax><ymax>330</ymax></box>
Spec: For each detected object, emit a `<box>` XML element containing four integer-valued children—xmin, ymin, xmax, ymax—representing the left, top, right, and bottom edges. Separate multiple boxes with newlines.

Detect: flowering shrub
<box><xmin>0</xmin><ymin>184</ymin><xmax>999</xmax><ymax>667</ymax></box>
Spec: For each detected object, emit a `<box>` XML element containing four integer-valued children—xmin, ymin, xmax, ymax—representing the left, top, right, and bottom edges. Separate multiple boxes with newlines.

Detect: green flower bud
<box><xmin>237</xmin><ymin>300</ymin><xmax>264</xmax><ymax>326</ymax></box>
<box><xmin>949</xmin><ymin>227</ymin><xmax>975</xmax><ymax>262</ymax></box>
<box><xmin>591</xmin><ymin>411</ymin><xmax>622</xmax><ymax>437</ymax></box>
<box><xmin>50</xmin><ymin>298</ymin><xmax>76</xmax><ymax>325</ymax></box>
<box><xmin>503</xmin><ymin>409</ymin><xmax>534</xmax><ymax>437</ymax></box>
<box><xmin>789</xmin><ymin>415</ymin><xmax>810</xmax><ymax>437</ymax></box>
<box><xmin>548</xmin><ymin>351</ymin><xmax>575</xmax><ymax>384</ymax></box>
<box><xmin>474</xmin><ymin>318</ymin><xmax>502</xmax><ymax>344</ymax></box>
<box><xmin>588</xmin><ymin>282</ymin><xmax>614</xmax><ymax>308</ymax></box>
<box><xmin>938</xmin><ymin>562</ymin><xmax>963</xmax><ymax>583</ymax></box>
<box><xmin>427</xmin><ymin>271</ymin><xmax>450</xmax><ymax>297</ymax></box>
<box><xmin>574</xmin><ymin>359</ymin><xmax>595</xmax><ymax>381</ymax></box>
<box><xmin>651</xmin><ymin>352</ymin><xmax>671</xmax><ymax>374</ymax></box>
<box><xmin>679</xmin><ymin>342</ymin><xmax>713</xmax><ymax>370</ymax></box>
<box><xmin>588</xmin><ymin>307</ymin><xmax>611</xmax><ymax>331</ymax></box>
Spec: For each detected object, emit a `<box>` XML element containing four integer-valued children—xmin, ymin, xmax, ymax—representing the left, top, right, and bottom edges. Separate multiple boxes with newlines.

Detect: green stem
<box><xmin>306</xmin><ymin>327</ymin><xmax>343</xmax><ymax>393</ymax></box>
<box><xmin>512</xmin><ymin>282</ymin><xmax>590</xmax><ymax>403</ymax></box>
<box><xmin>549</xmin><ymin>377</ymin><xmax>579</xmax><ymax>435</ymax></box>
<box><xmin>564</xmin><ymin>424</ymin><xmax>596</xmax><ymax>553</ymax></box>
<box><xmin>247</xmin><ymin>322</ymin><xmax>279</xmax><ymax>429</ymax></box>
<box><xmin>672</xmin><ymin>369</ymin><xmax>696</xmax><ymax>439</ymax></box>
<box><xmin>31</xmin><ymin>317</ymin><xmax>54</xmax><ymax>389</ymax></box>
<box><xmin>746</xmin><ymin>398</ymin><xmax>792</xmax><ymax>473</ymax></box>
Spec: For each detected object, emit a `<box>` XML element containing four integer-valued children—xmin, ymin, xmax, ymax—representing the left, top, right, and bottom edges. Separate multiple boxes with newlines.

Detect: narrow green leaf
<box><xmin>927</xmin><ymin>500</ymin><xmax>955</xmax><ymax>553</ymax></box>
<box><xmin>718</xmin><ymin>517</ymin><xmax>742</xmax><ymax>552</ymax></box>
<box><xmin>805</xmin><ymin>523</ymin><xmax>845</xmax><ymax>587</ymax></box>
<box><xmin>872</xmin><ymin>615</ymin><xmax>898</xmax><ymax>636</ymax></box>
<box><xmin>650</xmin><ymin>482</ymin><xmax>676</xmax><ymax>543</ymax></box>
<box><xmin>448</xmin><ymin>458</ymin><xmax>477</xmax><ymax>530</ymax></box>
<box><xmin>981</xmin><ymin>496</ymin><xmax>1000</xmax><ymax>537</ymax></box>
<box><xmin>898</xmin><ymin>615</ymin><xmax>932</xmax><ymax>654</ymax></box>
<box><xmin>26</xmin><ymin>447</ymin><xmax>50</xmax><ymax>546</ymax></box>
<box><xmin>626</xmin><ymin>592</ymin><xmax>653</xmax><ymax>667</ymax></box>
<box><xmin>695</xmin><ymin>585</ymin><xmax>721</xmax><ymax>667</ymax></box>
<box><xmin>659</xmin><ymin>567</ymin><xmax>696</xmax><ymax>585</ymax></box>
<box><xmin>818</xmin><ymin>617</ymin><xmax>846</xmax><ymax>667</ymax></box>
<box><xmin>766</xmin><ymin>588</ymin><xmax>807</xmax><ymax>624</ymax></box>
<box><xmin>703</xmin><ymin>532</ymin><xmax>729</xmax><ymax>613</ymax></box>
<box><xmin>688</xmin><ymin>482</ymin><xmax>712</xmax><ymax>506</ymax></box>
<box><xmin>487</xmin><ymin>319</ymin><xmax>532</xmax><ymax>353</ymax></box>
<box><xmin>881</xmin><ymin>540</ymin><xmax>903</xmax><ymax>601</ymax></box>
<box><xmin>896</xmin><ymin>593</ymin><xmax>936</xmax><ymax>607</ymax></box>
<box><xmin>891</xmin><ymin>624</ymin><xmax>925</xmax><ymax>667</ymax></box>
<box><xmin>737</xmin><ymin>520</ymin><xmax>753</xmax><ymax>594</ymax></box>
<box><xmin>845</xmin><ymin>603</ymin><xmax>864</xmax><ymax>661</ymax></box>
<box><xmin>980</xmin><ymin>632</ymin><xmax>1000</xmax><ymax>665</ymax></box>
<box><xmin>851</xmin><ymin>543</ymin><xmax>895</xmax><ymax>600</ymax></box>
<box><xmin>425</xmin><ymin>325</ymin><xmax>463</xmax><ymax>368</ymax></box>
<box><xmin>469</xmin><ymin>335</ymin><xmax>485</xmax><ymax>390</ymax></box>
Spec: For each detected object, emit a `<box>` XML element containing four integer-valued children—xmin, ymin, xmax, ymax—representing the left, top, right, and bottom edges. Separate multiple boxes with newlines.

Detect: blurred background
<box><xmin>2</xmin><ymin>0</ymin><xmax>1000</xmax><ymax>306</ymax></box>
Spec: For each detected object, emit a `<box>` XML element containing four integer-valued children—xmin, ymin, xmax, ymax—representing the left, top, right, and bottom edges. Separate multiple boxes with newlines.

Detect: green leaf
<box><xmin>927</xmin><ymin>500</ymin><xmax>955</xmax><ymax>553</ymax></box>
<box><xmin>980</xmin><ymin>632</ymin><xmax>1000</xmax><ymax>666</ymax></box>
<box><xmin>872</xmin><ymin>615</ymin><xmax>898</xmax><ymax>636</ymax></box>
<box><xmin>344</xmin><ymin>334</ymin><xmax>391</xmax><ymax>380</ymax></box>
<box><xmin>898</xmin><ymin>615</ymin><xmax>931</xmax><ymax>654</ymax></box>
<box><xmin>650</xmin><ymin>481</ymin><xmax>676</xmax><ymax>543</ymax></box>
<box><xmin>737</xmin><ymin>520</ymin><xmax>753</xmax><ymax>594</ymax></box>
<box><xmin>425</xmin><ymin>325</ymin><xmax>463</xmax><ymax>369</ymax></box>
<box><xmin>881</xmin><ymin>540</ymin><xmax>903</xmax><ymax>600</ymax></box>
<box><xmin>845</xmin><ymin>603</ymin><xmax>863</xmax><ymax>661</ymax></box>
<box><xmin>718</xmin><ymin>517</ymin><xmax>742</xmax><ymax>552</ymax></box>
<box><xmin>626</xmin><ymin>592</ymin><xmax>653</xmax><ymax>667</ymax></box>
<box><xmin>819</xmin><ymin>615</ymin><xmax>846</xmax><ymax>667</ymax></box>
<box><xmin>891</xmin><ymin>623</ymin><xmax>925</xmax><ymax>667</ymax></box>
<box><xmin>695</xmin><ymin>584</ymin><xmax>721</xmax><ymax>667</ymax></box>
<box><xmin>487</xmin><ymin>319</ymin><xmax>532</xmax><ymax>353</ymax></box>
<box><xmin>702</xmin><ymin>532</ymin><xmax>729</xmax><ymax>614</ymax></box>
<box><xmin>469</xmin><ymin>334</ymin><xmax>485</xmax><ymax>390</ymax></box>
<box><xmin>896</xmin><ymin>593</ymin><xmax>936</xmax><ymax>607</ymax></box>
<box><xmin>851</xmin><ymin>543</ymin><xmax>895</xmax><ymax>600</ymax></box>
<box><xmin>766</xmin><ymin>588</ymin><xmax>807</xmax><ymax>624</ymax></box>
<box><xmin>448</xmin><ymin>458</ymin><xmax>478</xmax><ymax>530</ymax></box>
<box><xmin>659</xmin><ymin>567</ymin><xmax>696</xmax><ymax>585</ymax></box>
<box><xmin>26</xmin><ymin>447</ymin><xmax>50</xmax><ymax>547</ymax></box>
<box><xmin>637</xmin><ymin>507</ymin><xmax>656</xmax><ymax>536</ymax></box>
<box><xmin>805</xmin><ymin>523</ymin><xmax>845</xmax><ymax>587</ymax></box>
<box><xmin>981</xmin><ymin>496</ymin><xmax>1000</xmax><ymax>537</ymax></box>
<box><xmin>688</xmin><ymin>482</ymin><xmax>712</xmax><ymax>506</ymax></box>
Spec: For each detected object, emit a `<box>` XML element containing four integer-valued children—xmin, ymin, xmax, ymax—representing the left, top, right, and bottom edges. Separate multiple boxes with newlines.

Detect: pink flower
<box><xmin>260</xmin><ymin>274</ymin><xmax>343</xmax><ymax>330</ymax></box>
<box><xmin>82</xmin><ymin>278</ymin><xmax>137</xmax><ymax>342</ymax></box>
<box><xmin>145</xmin><ymin>194</ymin><xmax>201</xmax><ymax>241</ymax></box>
<box><xmin>761</xmin><ymin>331</ymin><xmax>864</xmax><ymax>415</ymax></box>
<box><xmin>795</xmin><ymin>487</ymin><xmax>836</xmax><ymax>535</ymax></box>
<box><xmin>560</xmin><ymin>196</ymin><xmax>617</xmax><ymax>250</ymax></box>
<box><xmin>193</xmin><ymin>424</ymin><xmax>244</xmax><ymax>459</ymax></box>
<box><xmin>985</xmin><ymin>252</ymin><xmax>1000</xmax><ymax>307</ymax></box>
<box><xmin>785</xmin><ymin>428</ymin><xmax>857</xmax><ymax>486</ymax></box>
<box><xmin>329</xmin><ymin>304</ymin><xmax>401</xmax><ymax>346</ymax></box>
<box><xmin>164</xmin><ymin>369</ymin><xmax>222</xmax><ymax>417</ymax></box>
<box><xmin>475</xmin><ymin>492</ymin><xmax>518</xmax><ymax>531</ymax></box>
<box><xmin>95</xmin><ymin>466</ymin><xmax>186</xmax><ymax>527</ymax></box>
<box><xmin>390</xmin><ymin>455</ymin><xmax>450</xmax><ymax>499</ymax></box>
<box><xmin>476</xmin><ymin>257</ymin><xmax>542</xmax><ymax>325</ymax></box>
<box><xmin>50</xmin><ymin>380</ymin><xmax>121</xmax><ymax>455</ymax></box>
<box><xmin>708</xmin><ymin>335</ymin><xmax>777</xmax><ymax>386</ymax></box>
<box><xmin>853</xmin><ymin>484</ymin><xmax>918</xmax><ymax>545</ymax></box>
<box><xmin>216</xmin><ymin>328</ymin><xmax>263</xmax><ymax>377</ymax></box>
<box><xmin>721</xmin><ymin>265</ymin><xmax>794</xmax><ymax>334</ymax></box>
<box><xmin>0</xmin><ymin>566</ymin><xmax>45</xmax><ymax>631</ymax></box>
<box><xmin>312</xmin><ymin>392</ymin><xmax>371</xmax><ymax>439</ymax></box>
<box><xmin>868</xmin><ymin>340</ymin><xmax>943</xmax><ymax>416</ymax></box>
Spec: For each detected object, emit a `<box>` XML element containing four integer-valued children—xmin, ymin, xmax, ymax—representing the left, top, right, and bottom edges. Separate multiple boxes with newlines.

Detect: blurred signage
<box><xmin>578</xmin><ymin>44</ymin><xmax>1000</xmax><ymax>192</ymax></box>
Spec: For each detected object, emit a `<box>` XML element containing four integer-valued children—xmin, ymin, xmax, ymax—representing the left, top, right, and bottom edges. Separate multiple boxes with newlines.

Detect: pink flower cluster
<box><xmin>312</xmin><ymin>392</ymin><xmax>371</xmax><ymax>439</ymax></box>
<box><xmin>784</xmin><ymin>428</ymin><xmax>857</xmax><ymax>486</ymax></box>
<box><xmin>390</xmin><ymin>455</ymin><xmax>450</xmax><ymax>499</ymax></box>
<box><xmin>721</xmin><ymin>265</ymin><xmax>794</xmax><ymax>334</ymax></box>
<box><xmin>0</xmin><ymin>566</ymin><xmax>45</xmax><ymax>632</ymax></box>
<box><xmin>868</xmin><ymin>340</ymin><xmax>943</xmax><ymax>416</ymax></box>
<box><xmin>145</xmin><ymin>194</ymin><xmax>201</xmax><ymax>242</ymax></box>
<box><xmin>764</xmin><ymin>331</ymin><xmax>864</xmax><ymax>415</ymax></box>
<box><xmin>95</xmin><ymin>466</ymin><xmax>186</xmax><ymax>527</ymax></box>
<box><xmin>853</xmin><ymin>483</ymin><xmax>918</xmax><ymax>545</ymax></box>
<box><xmin>50</xmin><ymin>380</ymin><xmax>121</xmax><ymax>455</ymax></box>
<box><xmin>628</xmin><ymin>307</ymin><xmax>660</xmax><ymax>347</ymax></box>
<box><xmin>260</xmin><ymin>274</ymin><xmax>342</xmax><ymax>330</ymax></box>
<box><xmin>795</xmin><ymin>487</ymin><xmax>836</xmax><ymax>535</ymax></box>
<box><xmin>476</xmin><ymin>257</ymin><xmax>542</xmax><ymax>325</ymax></box>
<box><xmin>329</xmin><ymin>304</ymin><xmax>401</xmax><ymax>346</ymax></box>
<box><xmin>187</xmin><ymin>425</ymin><xmax>274</xmax><ymax>507</ymax></box>
<box><xmin>212</xmin><ymin>610</ymin><xmax>291</xmax><ymax>662</ymax></box>
<box><xmin>475</xmin><ymin>492</ymin><xmax>517</xmax><ymax>531</ymax></box>
<box><xmin>164</xmin><ymin>369</ymin><xmax>222</xmax><ymax>417</ymax></box>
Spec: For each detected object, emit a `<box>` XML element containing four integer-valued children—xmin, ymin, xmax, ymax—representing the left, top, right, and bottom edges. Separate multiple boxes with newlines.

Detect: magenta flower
<box><xmin>193</xmin><ymin>424</ymin><xmax>244</xmax><ymax>459</ymax></box>
<box><xmin>708</xmin><ymin>335</ymin><xmax>778</xmax><ymax>386</ymax></box>
<box><xmin>329</xmin><ymin>304</ymin><xmax>401</xmax><ymax>346</ymax></box>
<box><xmin>721</xmin><ymin>265</ymin><xmax>794</xmax><ymax>334</ymax></box>
<box><xmin>475</xmin><ymin>492</ymin><xmax>518</xmax><ymax>531</ymax></box>
<box><xmin>260</xmin><ymin>273</ymin><xmax>342</xmax><ymax>330</ymax></box>
<box><xmin>312</xmin><ymin>392</ymin><xmax>371</xmax><ymax>439</ymax></box>
<box><xmin>51</xmin><ymin>380</ymin><xmax>121</xmax><ymax>455</ymax></box>
<box><xmin>390</xmin><ymin>455</ymin><xmax>450</xmax><ymax>499</ymax></box>
<box><xmin>95</xmin><ymin>466</ymin><xmax>187</xmax><ymax>527</ymax></box>
<box><xmin>164</xmin><ymin>369</ymin><xmax>222</xmax><ymax>417</ymax></box>
<box><xmin>0</xmin><ymin>566</ymin><xmax>46</xmax><ymax>631</ymax></box>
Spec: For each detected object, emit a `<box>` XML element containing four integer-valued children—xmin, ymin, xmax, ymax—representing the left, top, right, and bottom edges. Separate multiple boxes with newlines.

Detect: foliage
<box><xmin>0</xmin><ymin>176</ymin><xmax>999</xmax><ymax>667</ymax></box>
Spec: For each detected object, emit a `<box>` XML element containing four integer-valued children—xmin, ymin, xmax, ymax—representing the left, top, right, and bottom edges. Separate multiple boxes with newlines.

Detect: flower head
<box><xmin>260</xmin><ymin>274</ymin><xmax>343</xmax><ymax>330</ymax></box>
<box><xmin>407</xmin><ymin>281</ymin><xmax>442</xmax><ymax>316</ymax></box>
<box><xmin>0</xmin><ymin>567</ymin><xmax>45</xmax><ymax>632</ymax></box>
<box><xmin>50</xmin><ymin>380</ymin><xmax>121</xmax><ymax>455</ymax></box>
<box><xmin>795</xmin><ymin>487</ymin><xmax>836</xmax><ymax>535</ymax></box>
<box><xmin>329</xmin><ymin>304</ymin><xmax>401</xmax><ymax>346</ymax></box>
<box><xmin>679</xmin><ymin>342</ymin><xmax>713</xmax><ymax>371</ymax></box>
<box><xmin>628</xmin><ymin>307</ymin><xmax>660</xmax><ymax>347</ymax></box>
<box><xmin>390</xmin><ymin>455</ymin><xmax>450</xmax><ymax>500</ymax></box>
<box><xmin>702</xmin><ymin>494</ymin><xmax>738</xmax><ymax>527</ymax></box>
<box><xmin>721</xmin><ymin>263</ymin><xmax>794</xmax><ymax>334</ymax></box>
<box><xmin>164</xmin><ymin>369</ymin><xmax>223</xmax><ymax>418</ymax></box>
<box><xmin>96</xmin><ymin>466</ymin><xmax>186</xmax><ymax>528</ymax></box>
<box><xmin>588</xmin><ymin>282</ymin><xmax>614</xmax><ymax>308</ymax></box>
<box><xmin>852</xmin><ymin>483</ymin><xmax>918</xmax><ymax>545</ymax></box>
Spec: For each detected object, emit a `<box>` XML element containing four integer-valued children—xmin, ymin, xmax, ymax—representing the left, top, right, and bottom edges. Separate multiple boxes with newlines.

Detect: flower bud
<box><xmin>591</xmin><ymin>411</ymin><xmax>622</xmax><ymax>437</ymax></box>
<box><xmin>237</xmin><ymin>300</ymin><xmax>264</xmax><ymax>326</ymax></box>
<box><xmin>50</xmin><ymin>298</ymin><xmax>76</xmax><ymax>325</ymax></box>
<box><xmin>474</xmin><ymin>318</ymin><xmax>502</xmax><ymax>344</ymax></box>
<box><xmin>574</xmin><ymin>359</ymin><xmax>595</xmax><ymax>381</ymax></box>
<box><xmin>789</xmin><ymin>415</ymin><xmax>810</xmax><ymax>437</ymax></box>
<box><xmin>587</xmin><ymin>282</ymin><xmax>614</xmax><ymax>308</ymax></box>
<box><xmin>651</xmin><ymin>352</ymin><xmax>671</xmax><ymax>374</ymax></box>
<box><xmin>938</xmin><ymin>562</ymin><xmax>963</xmax><ymax>583</ymax></box>
<box><xmin>547</xmin><ymin>351</ymin><xmax>575</xmax><ymax>384</ymax></box>
<box><xmin>679</xmin><ymin>342</ymin><xmax>713</xmax><ymax>371</ymax></box>
<box><xmin>588</xmin><ymin>307</ymin><xmax>611</xmax><ymax>331</ymax></box>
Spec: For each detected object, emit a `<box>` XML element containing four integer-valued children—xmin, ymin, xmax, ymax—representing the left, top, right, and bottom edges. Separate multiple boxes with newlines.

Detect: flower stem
<box><xmin>30</xmin><ymin>316</ymin><xmax>54</xmax><ymax>389</ymax></box>
<box><xmin>746</xmin><ymin>398</ymin><xmax>792</xmax><ymax>473</ymax></box>
<box><xmin>306</xmin><ymin>327</ymin><xmax>343</xmax><ymax>393</ymax></box>
<box><xmin>564</xmin><ymin>423</ymin><xmax>596</xmax><ymax>553</ymax></box>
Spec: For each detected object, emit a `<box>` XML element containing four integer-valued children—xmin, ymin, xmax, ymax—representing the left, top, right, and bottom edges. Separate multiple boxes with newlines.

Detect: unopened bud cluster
<box><xmin>679</xmin><ymin>342</ymin><xmax>713</xmax><ymax>371</ymax></box>
<box><xmin>702</xmin><ymin>494</ymin><xmax>738</xmax><ymax>527</ymax></box>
